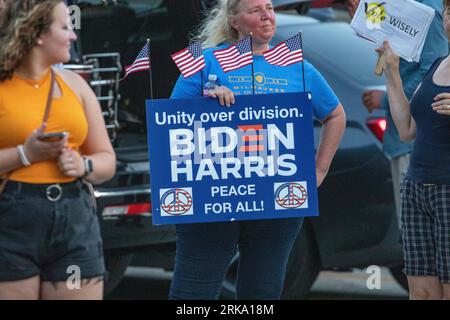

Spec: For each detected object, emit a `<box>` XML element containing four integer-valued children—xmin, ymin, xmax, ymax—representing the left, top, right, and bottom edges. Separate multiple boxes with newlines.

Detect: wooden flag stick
<box><xmin>375</xmin><ymin>51</ymin><xmax>386</xmax><ymax>76</ymax></box>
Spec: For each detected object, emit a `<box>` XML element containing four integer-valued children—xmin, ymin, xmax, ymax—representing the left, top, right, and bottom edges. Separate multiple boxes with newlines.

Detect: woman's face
<box><xmin>230</xmin><ymin>0</ymin><xmax>276</xmax><ymax>46</ymax></box>
<box><xmin>38</xmin><ymin>2</ymin><xmax>77</xmax><ymax>64</ymax></box>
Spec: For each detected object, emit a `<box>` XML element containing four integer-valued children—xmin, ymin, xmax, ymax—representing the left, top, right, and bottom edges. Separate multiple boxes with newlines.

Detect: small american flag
<box><xmin>213</xmin><ymin>36</ymin><xmax>253</xmax><ymax>73</ymax></box>
<box><xmin>123</xmin><ymin>43</ymin><xmax>150</xmax><ymax>79</ymax></box>
<box><xmin>171</xmin><ymin>42</ymin><xmax>205</xmax><ymax>78</ymax></box>
<box><xmin>263</xmin><ymin>33</ymin><xmax>303</xmax><ymax>67</ymax></box>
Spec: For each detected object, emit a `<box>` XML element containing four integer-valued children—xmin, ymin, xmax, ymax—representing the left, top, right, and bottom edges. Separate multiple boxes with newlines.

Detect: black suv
<box><xmin>68</xmin><ymin>0</ymin><xmax>407</xmax><ymax>298</ymax></box>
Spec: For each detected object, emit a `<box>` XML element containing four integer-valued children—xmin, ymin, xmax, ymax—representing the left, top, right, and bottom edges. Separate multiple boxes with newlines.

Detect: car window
<box><xmin>78</xmin><ymin>0</ymin><xmax>164</xmax><ymax>14</ymax></box>
<box><xmin>276</xmin><ymin>22</ymin><xmax>386</xmax><ymax>86</ymax></box>
<box><xmin>126</xmin><ymin>0</ymin><xmax>164</xmax><ymax>15</ymax></box>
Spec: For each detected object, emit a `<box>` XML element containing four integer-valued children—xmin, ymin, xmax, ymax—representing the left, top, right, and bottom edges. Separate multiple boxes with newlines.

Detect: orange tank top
<box><xmin>0</xmin><ymin>69</ymin><xmax>88</xmax><ymax>184</ymax></box>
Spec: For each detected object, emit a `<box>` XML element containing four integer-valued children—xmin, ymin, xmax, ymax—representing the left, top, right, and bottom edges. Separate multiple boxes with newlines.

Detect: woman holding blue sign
<box><xmin>376</xmin><ymin>0</ymin><xmax>450</xmax><ymax>300</ymax></box>
<box><xmin>169</xmin><ymin>0</ymin><xmax>345</xmax><ymax>300</ymax></box>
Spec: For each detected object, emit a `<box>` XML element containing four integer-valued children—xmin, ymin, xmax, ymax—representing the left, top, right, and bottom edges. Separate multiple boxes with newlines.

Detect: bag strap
<box><xmin>0</xmin><ymin>68</ymin><xmax>56</xmax><ymax>195</ymax></box>
<box><xmin>42</xmin><ymin>68</ymin><xmax>55</xmax><ymax>126</ymax></box>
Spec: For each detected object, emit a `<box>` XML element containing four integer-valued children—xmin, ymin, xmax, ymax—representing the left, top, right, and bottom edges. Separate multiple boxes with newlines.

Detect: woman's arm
<box><xmin>315</xmin><ymin>103</ymin><xmax>346</xmax><ymax>187</ymax></box>
<box><xmin>58</xmin><ymin>70</ymin><xmax>116</xmax><ymax>185</ymax></box>
<box><xmin>0</xmin><ymin>148</ymin><xmax>23</xmax><ymax>175</ymax></box>
<box><xmin>380</xmin><ymin>41</ymin><xmax>416</xmax><ymax>141</ymax></box>
<box><xmin>0</xmin><ymin>127</ymin><xmax>68</xmax><ymax>175</ymax></box>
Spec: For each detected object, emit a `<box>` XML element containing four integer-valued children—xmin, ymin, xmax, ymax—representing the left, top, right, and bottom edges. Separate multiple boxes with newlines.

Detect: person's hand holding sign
<box><xmin>375</xmin><ymin>40</ymin><xmax>399</xmax><ymax>74</ymax></box>
<box><xmin>206</xmin><ymin>85</ymin><xmax>235</xmax><ymax>107</ymax></box>
<box><xmin>379</xmin><ymin>41</ymin><xmax>450</xmax><ymax>118</ymax></box>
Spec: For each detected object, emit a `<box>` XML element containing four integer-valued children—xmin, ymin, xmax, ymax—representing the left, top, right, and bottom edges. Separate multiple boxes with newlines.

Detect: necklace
<box><xmin>14</xmin><ymin>69</ymin><xmax>51</xmax><ymax>89</ymax></box>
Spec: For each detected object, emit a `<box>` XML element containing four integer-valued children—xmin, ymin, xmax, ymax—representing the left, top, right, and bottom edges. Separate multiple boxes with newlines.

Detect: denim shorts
<box><xmin>0</xmin><ymin>180</ymin><xmax>105</xmax><ymax>282</ymax></box>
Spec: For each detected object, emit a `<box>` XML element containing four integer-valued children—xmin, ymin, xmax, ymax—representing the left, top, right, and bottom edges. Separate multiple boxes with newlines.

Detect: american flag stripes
<box><xmin>213</xmin><ymin>36</ymin><xmax>253</xmax><ymax>73</ymax></box>
<box><xmin>123</xmin><ymin>43</ymin><xmax>151</xmax><ymax>79</ymax></box>
<box><xmin>263</xmin><ymin>33</ymin><xmax>303</xmax><ymax>67</ymax></box>
<box><xmin>171</xmin><ymin>42</ymin><xmax>205</xmax><ymax>78</ymax></box>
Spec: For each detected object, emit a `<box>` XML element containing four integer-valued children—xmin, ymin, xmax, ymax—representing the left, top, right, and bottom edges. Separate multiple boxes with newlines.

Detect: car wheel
<box><xmin>282</xmin><ymin>220</ymin><xmax>321</xmax><ymax>299</ymax></box>
<box><xmin>103</xmin><ymin>251</ymin><xmax>134</xmax><ymax>297</ymax></box>
<box><xmin>389</xmin><ymin>263</ymin><xmax>409</xmax><ymax>292</ymax></box>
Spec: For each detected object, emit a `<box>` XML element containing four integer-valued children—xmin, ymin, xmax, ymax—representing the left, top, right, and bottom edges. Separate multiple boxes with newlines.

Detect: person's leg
<box><xmin>443</xmin><ymin>284</ymin><xmax>450</xmax><ymax>300</ymax></box>
<box><xmin>236</xmin><ymin>218</ymin><xmax>303</xmax><ymax>299</ymax></box>
<box><xmin>39</xmin><ymin>184</ymin><xmax>106</xmax><ymax>300</ymax></box>
<box><xmin>0</xmin><ymin>276</ymin><xmax>40</xmax><ymax>300</ymax></box>
<box><xmin>433</xmin><ymin>184</ymin><xmax>450</xmax><ymax>299</ymax></box>
<box><xmin>401</xmin><ymin>179</ymin><xmax>440</xmax><ymax>299</ymax></box>
<box><xmin>169</xmin><ymin>222</ymin><xmax>239</xmax><ymax>300</ymax></box>
<box><xmin>407</xmin><ymin>276</ymin><xmax>443</xmax><ymax>300</ymax></box>
<box><xmin>40</xmin><ymin>278</ymin><xmax>103</xmax><ymax>300</ymax></box>
<box><xmin>390</xmin><ymin>153</ymin><xmax>410</xmax><ymax>229</ymax></box>
<box><xmin>0</xmin><ymin>190</ymin><xmax>45</xmax><ymax>300</ymax></box>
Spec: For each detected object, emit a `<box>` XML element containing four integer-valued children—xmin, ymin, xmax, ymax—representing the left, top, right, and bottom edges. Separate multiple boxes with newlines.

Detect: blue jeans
<box><xmin>169</xmin><ymin>217</ymin><xmax>303</xmax><ymax>300</ymax></box>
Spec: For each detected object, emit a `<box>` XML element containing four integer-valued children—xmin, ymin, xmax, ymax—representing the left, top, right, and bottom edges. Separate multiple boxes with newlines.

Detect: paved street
<box><xmin>309</xmin><ymin>269</ymin><xmax>408</xmax><ymax>300</ymax></box>
<box><xmin>107</xmin><ymin>267</ymin><xmax>408</xmax><ymax>300</ymax></box>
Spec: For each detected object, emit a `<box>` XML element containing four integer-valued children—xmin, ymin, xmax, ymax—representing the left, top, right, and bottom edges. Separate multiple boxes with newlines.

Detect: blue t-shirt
<box><xmin>171</xmin><ymin>45</ymin><xmax>340</xmax><ymax>121</ymax></box>
<box><xmin>408</xmin><ymin>57</ymin><xmax>450</xmax><ymax>184</ymax></box>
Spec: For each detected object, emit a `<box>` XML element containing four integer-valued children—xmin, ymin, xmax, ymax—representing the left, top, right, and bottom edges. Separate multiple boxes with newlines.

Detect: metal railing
<box><xmin>64</xmin><ymin>52</ymin><xmax>122</xmax><ymax>142</ymax></box>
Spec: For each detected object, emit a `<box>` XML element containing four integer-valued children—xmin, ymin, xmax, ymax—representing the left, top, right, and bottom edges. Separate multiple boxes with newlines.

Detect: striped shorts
<box><xmin>400</xmin><ymin>177</ymin><xmax>450</xmax><ymax>283</ymax></box>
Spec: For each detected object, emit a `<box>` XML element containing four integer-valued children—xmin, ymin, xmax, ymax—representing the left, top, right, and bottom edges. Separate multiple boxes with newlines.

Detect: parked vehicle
<box><xmin>68</xmin><ymin>0</ymin><xmax>407</xmax><ymax>298</ymax></box>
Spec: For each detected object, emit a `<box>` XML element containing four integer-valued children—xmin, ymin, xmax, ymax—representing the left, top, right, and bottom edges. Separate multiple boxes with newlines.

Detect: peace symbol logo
<box><xmin>160</xmin><ymin>188</ymin><xmax>193</xmax><ymax>215</ymax></box>
<box><xmin>274</xmin><ymin>182</ymin><xmax>308</xmax><ymax>209</ymax></box>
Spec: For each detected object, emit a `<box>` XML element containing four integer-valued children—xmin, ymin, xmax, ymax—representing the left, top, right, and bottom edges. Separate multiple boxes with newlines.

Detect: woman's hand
<box><xmin>206</xmin><ymin>85</ymin><xmax>235</xmax><ymax>107</ymax></box>
<box><xmin>432</xmin><ymin>93</ymin><xmax>450</xmax><ymax>115</ymax></box>
<box><xmin>348</xmin><ymin>0</ymin><xmax>359</xmax><ymax>18</ymax></box>
<box><xmin>375</xmin><ymin>41</ymin><xmax>399</xmax><ymax>73</ymax></box>
<box><xmin>23</xmin><ymin>127</ymin><xmax>68</xmax><ymax>163</ymax></box>
<box><xmin>57</xmin><ymin>147</ymin><xmax>86</xmax><ymax>178</ymax></box>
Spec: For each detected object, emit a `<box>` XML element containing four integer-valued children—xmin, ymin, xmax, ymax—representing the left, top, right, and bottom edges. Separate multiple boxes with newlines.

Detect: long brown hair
<box><xmin>0</xmin><ymin>0</ymin><xmax>61</xmax><ymax>82</ymax></box>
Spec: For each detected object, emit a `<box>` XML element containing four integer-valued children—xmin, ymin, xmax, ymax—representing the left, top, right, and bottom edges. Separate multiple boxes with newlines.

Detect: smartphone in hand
<box><xmin>39</xmin><ymin>131</ymin><xmax>68</xmax><ymax>142</ymax></box>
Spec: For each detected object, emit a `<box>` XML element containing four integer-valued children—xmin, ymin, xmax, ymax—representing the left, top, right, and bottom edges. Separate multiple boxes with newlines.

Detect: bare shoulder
<box><xmin>53</xmin><ymin>67</ymin><xmax>92</xmax><ymax>99</ymax></box>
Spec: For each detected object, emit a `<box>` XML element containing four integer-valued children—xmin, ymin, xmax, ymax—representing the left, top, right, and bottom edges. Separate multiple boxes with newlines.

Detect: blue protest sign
<box><xmin>146</xmin><ymin>92</ymin><xmax>318</xmax><ymax>225</ymax></box>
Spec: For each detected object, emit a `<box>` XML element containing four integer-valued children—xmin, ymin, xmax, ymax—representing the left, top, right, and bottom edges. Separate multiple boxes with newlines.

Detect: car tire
<box><xmin>282</xmin><ymin>220</ymin><xmax>321</xmax><ymax>299</ymax></box>
<box><xmin>389</xmin><ymin>263</ymin><xmax>409</xmax><ymax>292</ymax></box>
<box><xmin>103</xmin><ymin>251</ymin><xmax>134</xmax><ymax>297</ymax></box>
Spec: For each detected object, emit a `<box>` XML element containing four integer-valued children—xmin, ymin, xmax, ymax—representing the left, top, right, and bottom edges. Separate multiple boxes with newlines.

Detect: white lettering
<box><xmin>66</xmin><ymin>265</ymin><xmax>81</xmax><ymax>290</ymax></box>
<box><xmin>211</xmin><ymin>127</ymin><xmax>237</xmax><ymax>153</ymax></box>
<box><xmin>366</xmin><ymin>265</ymin><xmax>382</xmax><ymax>290</ymax></box>
<box><xmin>170</xmin><ymin>129</ymin><xmax>195</xmax><ymax>156</ymax></box>
<box><xmin>171</xmin><ymin>160</ymin><xmax>193</xmax><ymax>182</ymax></box>
<box><xmin>268</xmin><ymin>123</ymin><xmax>295</xmax><ymax>150</ymax></box>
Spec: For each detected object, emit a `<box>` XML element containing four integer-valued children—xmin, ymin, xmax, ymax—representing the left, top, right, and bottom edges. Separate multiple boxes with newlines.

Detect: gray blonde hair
<box><xmin>192</xmin><ymin>0</ymin><xmax>243</xmax><ymax>48</ymax></box>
